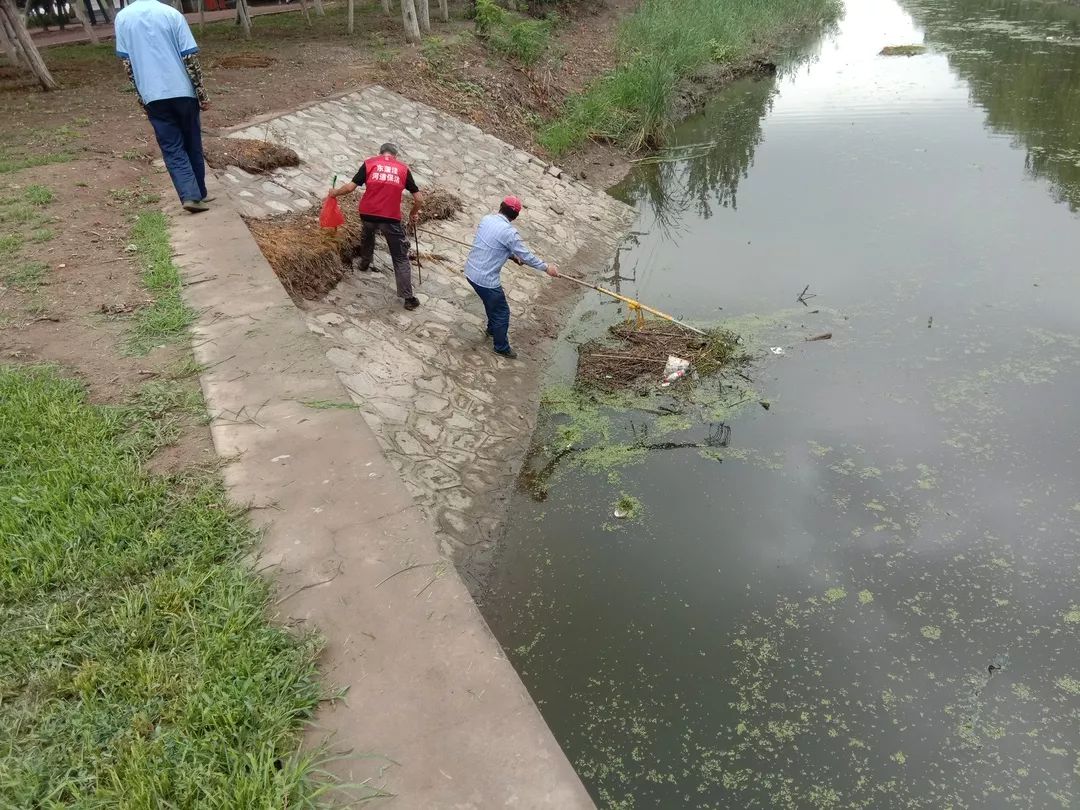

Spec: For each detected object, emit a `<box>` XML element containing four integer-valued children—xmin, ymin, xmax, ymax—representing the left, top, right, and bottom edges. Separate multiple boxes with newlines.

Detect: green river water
<box><xmin>483</xmin><ymin>0</ymin><xmax>1080</xmax><ymax>806</ymax></box>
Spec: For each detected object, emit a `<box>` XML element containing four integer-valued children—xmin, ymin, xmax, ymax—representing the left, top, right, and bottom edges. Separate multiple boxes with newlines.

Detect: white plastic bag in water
<box><xmin>660</xmin><ymin>355</ymin><xmax>691</xmax><ymax>387</ymax></box>
<box><xmin>663</xmin><ymin>355</ymin><xmax>690</xmax><ymax>376</ymax></box>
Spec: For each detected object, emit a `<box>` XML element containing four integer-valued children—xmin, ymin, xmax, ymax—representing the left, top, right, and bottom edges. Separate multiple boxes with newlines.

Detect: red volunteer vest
<box><xmin>358</xmin><ymin>155</ymin><xmax>410</xmax><ymax>220</ymax></box>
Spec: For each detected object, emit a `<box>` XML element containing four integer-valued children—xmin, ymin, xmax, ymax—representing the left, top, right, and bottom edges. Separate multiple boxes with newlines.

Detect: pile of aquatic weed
<box><xmin>249</xmin><ymin>185</ymin><xmax>461</xmax><ymax>300</ymax></box>
<box><xmin>402</xmin><ymin>186</ymin><xmax>464</xmax><ymax>227</ymax></box>
<box><xmin>577</xmin><ymin>320</ymin><xmax>747</xmax><ymax>391</ymax></box>
<box><xmin>203</xmin><ymin>137</ymin><xmax>300</xmax><ymax>174</ymax></box>
<box><xmin>247</xmin><ymin>209</ymin><xmax>362</xmax><ymax>300</ymax></box>
<box><xmin>0</xmin><ymin>366</ymin><xmax>329</xmax><ymax>807</ymax></box>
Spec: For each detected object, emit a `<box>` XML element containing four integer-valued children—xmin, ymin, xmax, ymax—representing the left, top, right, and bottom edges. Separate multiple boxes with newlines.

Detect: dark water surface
<box><xmin>484</xmin><ymin>0</ymin><xmax>1080</xmax><ymax>806</ymax></box>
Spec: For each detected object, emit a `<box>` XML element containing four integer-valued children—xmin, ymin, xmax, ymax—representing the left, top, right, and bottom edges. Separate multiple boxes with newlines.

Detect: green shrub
<box><xmin>474</xmin><ymin>0</ymin><xmax>506</xmax><ymax>36</ymax></box>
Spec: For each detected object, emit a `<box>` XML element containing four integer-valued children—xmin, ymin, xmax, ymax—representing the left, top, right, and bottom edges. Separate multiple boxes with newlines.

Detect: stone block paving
<box><xmin>220</xmin><ymin>86</ymin><xmax>633</xmax><ymax>582</ymax></box>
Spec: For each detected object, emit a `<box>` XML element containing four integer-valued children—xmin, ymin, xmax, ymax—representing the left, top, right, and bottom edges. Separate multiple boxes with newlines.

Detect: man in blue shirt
<box><xmin>464</xmin><ymin>196</ymin><xmax>559</xmax><ymax>359</ymax></box>
<box><xmin>115</xmin><ymin>0</ymin><xmax>210</xmax><ymax>213</ymax></box>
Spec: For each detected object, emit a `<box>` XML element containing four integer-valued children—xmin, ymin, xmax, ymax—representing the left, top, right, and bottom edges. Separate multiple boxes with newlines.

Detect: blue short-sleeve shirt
<box><xmin>115</xmin><ymin>0</ymin><xmax>199</xmax><ymax>104</ymax></box>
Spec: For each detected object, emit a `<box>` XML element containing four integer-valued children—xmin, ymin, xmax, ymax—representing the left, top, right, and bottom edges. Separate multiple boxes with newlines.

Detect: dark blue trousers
<box><xmin>145</xmin><ymin>97</ymin><xmax>206</xmax><ymax>204</ymax></box>
<box><xmin>469</xmin><ymin>279</ymin><xmax>511</xmax><ymax>353</ymax></box>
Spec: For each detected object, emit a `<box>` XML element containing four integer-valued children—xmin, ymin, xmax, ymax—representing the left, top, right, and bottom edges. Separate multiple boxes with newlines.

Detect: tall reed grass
<box><xmin>541</xmin><ymin>0</ymin><xmax>841</xmax><ymax>154</ymax></box>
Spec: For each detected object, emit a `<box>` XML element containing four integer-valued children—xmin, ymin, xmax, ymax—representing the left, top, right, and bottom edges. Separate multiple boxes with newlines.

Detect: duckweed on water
<box><xmin>921</xmin><ymin>624</ymin><xmax>942</xmax><ymax>640</ymax></box>
<box><xmin>1056</xmin><ymin>676</ymin><xmax>1080</xmax><ymax>696</ymax></box>
<box><xmin>613</xmin><ymin>492</ymin><xmax>644</xmax><ymax>522</ymax></box>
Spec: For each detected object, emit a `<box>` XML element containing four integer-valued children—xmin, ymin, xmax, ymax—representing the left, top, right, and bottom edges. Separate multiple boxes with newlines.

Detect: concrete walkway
<box><xmin>169</xmin><ymin>174</ymin><xmax>596</xmax><ymax>806</ymax></box>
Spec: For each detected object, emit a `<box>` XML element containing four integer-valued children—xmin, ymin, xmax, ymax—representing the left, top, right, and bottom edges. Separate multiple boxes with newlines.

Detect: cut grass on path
<box><xmin>540</xmin><ymin>0</ymin><xmax>841</xmax><ymax>154</ymax></box>
<box><xmin>0</xmin><ymin>365</ymin><xmax>328</xmax><ymax>807</ymax></box>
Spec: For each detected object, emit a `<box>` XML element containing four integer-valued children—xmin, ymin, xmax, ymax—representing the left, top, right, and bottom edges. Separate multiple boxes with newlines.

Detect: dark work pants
<box><xmin>145</xmin><ymin>97</ymin><xmax>206</xmax><ymax>204</ymax></box>
<box><xmin>357</xmin><ymin>219</ymin><xmax>414</xmax><ymax>299</ymax></box>
<box><xmin>468</xmin><ymin>279</ymin><xmax>511</xmax><ymax>353</ymax></box>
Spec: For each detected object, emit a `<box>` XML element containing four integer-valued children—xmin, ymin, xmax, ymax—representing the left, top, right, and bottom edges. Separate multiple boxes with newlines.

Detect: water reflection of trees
<box><xmin>615</xmin><ymin>75</ymin><xmax>779</xmax><ymax>231</ymax></box>
<box><xmin>902</xmin><ymin>0</ymin><xmax>1080</xmax><ymax>212</ymax></box>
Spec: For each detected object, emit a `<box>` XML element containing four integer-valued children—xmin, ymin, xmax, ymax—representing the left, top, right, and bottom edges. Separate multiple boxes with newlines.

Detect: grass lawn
<box><xmin>0</xmin><ymin>365</ymin><xmax>329</xmax><ymax>806</ymax></box>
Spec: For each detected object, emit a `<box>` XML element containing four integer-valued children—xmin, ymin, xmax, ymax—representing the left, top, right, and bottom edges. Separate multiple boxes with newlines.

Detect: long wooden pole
<box><xmin>416</xmin><ymin>228</ymin><xmax>707</xmax><ymax>336</ymax></box>
<box><xmin>557</xmin><ymin>274</ymin><xmax>707</xmax><ymax>336</ymax></box>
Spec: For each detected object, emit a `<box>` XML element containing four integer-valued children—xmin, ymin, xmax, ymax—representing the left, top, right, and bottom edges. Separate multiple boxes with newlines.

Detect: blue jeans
<box><xmin>145</xmin><ymin>97</ymin><xmax>206</xmax><ymax>204</ymax></box>
<box><xmin>469</xmin><ymin>279</ymin><xmax>511</xmax><ymax>353</ymax></box>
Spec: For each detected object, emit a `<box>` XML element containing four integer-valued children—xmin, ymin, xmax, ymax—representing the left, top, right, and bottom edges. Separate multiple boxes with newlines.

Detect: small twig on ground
<box><xmin>587</xmin><ymin>353</ymin><xmax>666</xmax><ymax>363</ymax></box>
<box><xmin>274</xmin><ymin>563</ymin><xmax>344</xmax><ymax>605</ymax></box>
<box><xmin>374</xmin><ymin>562</ymin><xmax>438</xmax><ymax>589</ymax></box>
<box><xmin>414</xmin><ymin>577</ymin><xmax>438</xmax><ymax>598</ymax></box>
<box><xmin>182</xmin><ymin>275</ymin><xmax>217</xmax><ymax>287</ymax></box>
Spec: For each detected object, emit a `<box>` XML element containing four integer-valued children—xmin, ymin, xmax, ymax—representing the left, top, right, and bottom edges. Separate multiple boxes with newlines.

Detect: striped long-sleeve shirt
<box><xmin>464</xmin><ymin>213</ymin><xmax>547</xmax><ymax>289</ymax></box>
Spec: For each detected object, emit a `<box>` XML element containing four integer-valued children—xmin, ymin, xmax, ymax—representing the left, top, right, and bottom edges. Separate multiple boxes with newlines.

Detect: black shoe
<box><xmin>493</xmin><ymin>347</ymin><xmax>517</xmax><ymax>359</ymax></box>
<box><xmin>404</xmin><ymin>297</ymin><xmax>420</xmax><ymax>310</ymax></box>
<box><xmin>485</xmin><ymin>327</ymin><xmax>493</xmax><ymax>337</ymax></box>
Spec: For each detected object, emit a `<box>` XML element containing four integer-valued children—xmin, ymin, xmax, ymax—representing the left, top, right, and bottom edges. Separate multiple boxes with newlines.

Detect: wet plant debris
<box><xmin>577</xmin><ymin>321</ymin><xmax>747</xmax><ymax>391</ymax></box>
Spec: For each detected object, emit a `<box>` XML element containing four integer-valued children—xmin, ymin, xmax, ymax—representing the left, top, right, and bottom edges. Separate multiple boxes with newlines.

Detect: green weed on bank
<box><xmin>541</xmin><ymin>0</ymin><xmax>841</xmax><ymax>154</ymax></box>
<box><xmin>475</xmin><ymin>0</ymin><xmax>554</xmax><ymax>67</ymax></box>
<box><xmin>0</xmin><ymin>365</ymin><xmax>327</xmax><ymax>807</ymax></box>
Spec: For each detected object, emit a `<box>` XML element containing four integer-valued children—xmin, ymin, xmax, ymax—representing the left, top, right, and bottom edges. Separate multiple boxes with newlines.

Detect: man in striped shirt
<box><xmin>464</xmin><ymin>196</ymin><xmax>559</xmax><ymax>360</ymax></box>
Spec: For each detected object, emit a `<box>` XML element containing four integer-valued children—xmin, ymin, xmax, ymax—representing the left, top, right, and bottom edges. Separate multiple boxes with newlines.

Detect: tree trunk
<box><xmin>437</xmin><ymin>0</ymin><xmax>447</xmax><ymax>23</ymax></box>
<box><xmin>347</xmin><ymin>0</ymin><xmax>354</xmax><ymax>33</ymax></box>
<box><xmin>69</xmin><ymin>0</ymin><xmax>99</xmax><ymax>44</ymax></box>
<box><xmin>297</xmin><ymin>0</ymin><xmax>311</xmax><ymax>26</ymax></box>
<box><xmin>0</xmin><ymin>0</ymin><xmax>59</xmax><ymax>90</ymax></box>
<box><xmin>198</xmin><ymin>0</ymin><xmax>205</xmax><ymax>31</ymax></box>
<box><xmin>96</xmin><ymin>0</ymin><xmax>116</xmax><ymax>23</ymax></box>
<box><xmin>417</xmin><ymin>0</ymin><xmax>429</xmax><ymax>33</ymax></box>
<box><xmin>312</xmin><ymin>0</ymin><xmax>325</xmax><ymax>16</ymax></box>
<box><xmin>0</xmin><ymin>12</ymin><xmax>23</xmax><ymax>67</ymax></box>
<box><xmin>235</xmin><ymin>0</ymin><xmax>251</xmax><ymax>38</ymax></box>
<box><xmin>381</xmin><ymin>0</ymin><xmax>390</xmax><ymax>15</ymax></box>
<box><xmin>400</xmin><ymin>0</ymin><xmax>419</xmax><ymax>42</ymax></box>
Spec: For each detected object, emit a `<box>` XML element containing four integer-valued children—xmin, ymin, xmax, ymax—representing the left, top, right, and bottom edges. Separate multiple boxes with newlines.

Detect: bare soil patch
<box><xmin>214</xmin><ymin>52</ymin><xmax>277</xmax><ymax>69</ymax></box>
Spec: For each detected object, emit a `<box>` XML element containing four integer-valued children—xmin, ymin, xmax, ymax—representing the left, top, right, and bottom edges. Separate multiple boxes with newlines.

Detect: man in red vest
<box><xmin>327</xmin><ymin>143</ymin><xmax>424</xmax><ymax>310</ymax></box>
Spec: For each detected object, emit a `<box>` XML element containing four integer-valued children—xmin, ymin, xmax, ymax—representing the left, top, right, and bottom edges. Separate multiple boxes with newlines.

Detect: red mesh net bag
<box><xmin>319</xmin><ymin>195</ymin><xmax>345</xmax><ymax>229</ymax></box>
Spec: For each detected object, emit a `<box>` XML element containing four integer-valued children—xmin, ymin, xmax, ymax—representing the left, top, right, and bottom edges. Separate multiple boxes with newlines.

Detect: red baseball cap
<box><xmin>502</xmin><ymin>195</ymin><xmax>523</xmax><ymax>213</ymax></box>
